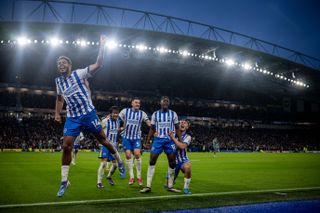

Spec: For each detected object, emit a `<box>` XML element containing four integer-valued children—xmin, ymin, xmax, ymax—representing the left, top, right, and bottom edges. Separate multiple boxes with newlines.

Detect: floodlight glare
<box><xmin>50</xmin><ymin>37</ymin><xmax>59</xmax><ymax>46</ymax></box>
<box><xmin>226</xmin><ymin>59</ymin><xmax>235</xmax><ymax>66</ymax></box>
<box><xmin>243</xmin><ymin>63</ymin><xmax>252</xmax><ymax>70</ymax></box>
<box><xmin>105</xmin><ymin>40</ymin><xmax>117</xmax><ymax>49</ymax></box>
<box><xmin>17</xmin><ymin>36</ymin><xmax>28</xmax><ymax>46</ymax></box>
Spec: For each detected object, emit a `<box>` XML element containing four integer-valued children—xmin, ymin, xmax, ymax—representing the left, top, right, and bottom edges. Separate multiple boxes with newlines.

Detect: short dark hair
<box><xmin>161</xmin><ymin>96</ymin><xmax>169</xmax><ymax>101</ymax></box>
<box><xmin>131</xmin><ymin>97</ymin><xmax>140</xmax><ymax>102</ymax></box>
<box><xmin>109</xmin><ymin>106</ymin><xmax>119</xmax><ymax>113</ymax></box>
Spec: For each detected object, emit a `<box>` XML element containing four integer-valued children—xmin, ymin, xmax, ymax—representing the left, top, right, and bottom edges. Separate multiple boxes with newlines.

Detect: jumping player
<box><xmin>119</xmin><ymin>98</ymin><xmax>150</xmax><ymax>186</ymax></box>
<box><xmin>54</xmin><ymin>35</ymin><xmax>125</xmax><ymax>197</ymax></box>
<box><xmin>168</xmin><ymin>120</ymin><xmax>192</xmax><ymax>194</ymax></box>
<box><xmin>140</xmin><ymin>96</ymin><xmax>181</xmax><ymax>193</ymax></box>
<box><xmin>97</xmin><ymin>106</ymin><xmax>122</xmax><ymax>188</ymax></box>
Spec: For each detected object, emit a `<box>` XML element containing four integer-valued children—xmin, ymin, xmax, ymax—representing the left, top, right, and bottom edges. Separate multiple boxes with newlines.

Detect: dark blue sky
<box><xmin>75</xmin><ymin>0</ymin><xmax>320</xmax><ymax>59</ymax></box>
<box><xmin>1</xmin><ymin>0</ymin><xmax>320</xmax><ymax>59</ymax></box>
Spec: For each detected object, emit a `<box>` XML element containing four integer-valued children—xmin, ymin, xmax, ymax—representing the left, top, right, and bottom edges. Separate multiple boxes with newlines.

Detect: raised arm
<box><xmin>88</xmin><ymin>35</ymin><xmax>107</xmax><ymax>75</ymax></box>
<box><xmin>54</xmin><ymin>95</ymin><xmax>64</xmax><ymax>124</ymax></box>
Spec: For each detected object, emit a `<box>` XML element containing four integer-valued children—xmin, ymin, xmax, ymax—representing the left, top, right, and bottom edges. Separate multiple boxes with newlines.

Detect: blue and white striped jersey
<box><xmin>55</xmin><ymin>67</ymin><xmax>94</xmax><ymax>117</ymax></box>
<box><xmin>119</xmin><ymin>108</ymin><xmax>149</xmax><ymax>140</ymax></box>
<box><xmin>74</xmin><ymin>132</ymin><xmax>84</xmax><ymax>145</ymax></box>
<box><xmin>176</xmin><ymin>133</ymin><xmax>191</xmax><ymax>163</ymax></box>
<box><xmin>101</xmin><ymin>117</ymin><xmax>120</xmax><ymax>146</ymax></box>
<box><xmin>151</xmin><ymin>109</ymin><xmax>179</xmax><ymax>139</ymax></box>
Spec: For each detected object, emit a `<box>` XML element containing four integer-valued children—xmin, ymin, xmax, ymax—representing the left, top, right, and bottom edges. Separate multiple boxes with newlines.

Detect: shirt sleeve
<box><xmin>151</xmin><ymin>112</ymin><xmax>156</xmax><ymax>125</ymax></box>
<box><xmin>101</xmin><ymin>118</ymin><xmax>108</xmax><ymax>129</ymax></box>
<box><xmin>119</xmin><ymin>109</ymin><xmax>126</xmax><ymax>121</ymax></box>
<box><xmin>75</xmin><ymin>67</ymin><xmax>92</xmax><ymax>80</ymax></box>
<box><xmin>55</xmin><ymin>78</ymin><xmax>62</xmax><ymax>95</ymax></box>
<box><xmin>142</xmin><ymin>111</ymin><xmax>149</xmax><ymax>122</ymax></box>
<box><xmin>183</xmin><ymin>135</ymin><xmax>191</xmax><ymax>146</ymax></box>
<box><xmin>173</xmin><ymin>111</ymin><xmax>179</xmax><ymax>125</ymax></box>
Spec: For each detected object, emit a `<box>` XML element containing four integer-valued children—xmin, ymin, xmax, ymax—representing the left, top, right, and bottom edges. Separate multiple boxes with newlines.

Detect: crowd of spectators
<box><xmin>0</xmin><ymin>113</ymin><xmax>318</xmax><ymax>152</ymax></box>
<box><xmin>1</xmin><ymin>90</ymin><xmax>318</xmax><ymax>122</ymax></box>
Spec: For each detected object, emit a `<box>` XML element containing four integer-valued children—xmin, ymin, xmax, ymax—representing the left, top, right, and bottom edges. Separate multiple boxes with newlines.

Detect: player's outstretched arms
<box><xmin>54</xmin><ymin>95</ymin><xmax>64</xmax><ymax>125</ymax></box>
<box><xmin>88</xmin><ymin>35</ymin><xmax>107</xmax><ymax>75</ymax></box>
<box><xmin>169</xmin><ymin>131</ymin><xmax>187</xmax><ymax>149</ymax></box>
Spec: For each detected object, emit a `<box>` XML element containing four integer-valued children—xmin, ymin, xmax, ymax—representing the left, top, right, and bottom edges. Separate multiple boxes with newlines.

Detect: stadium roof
<box><xmin>0</xmin><ymin>0</ymin><xmax>319</xmax><ymax>104</ymax></box>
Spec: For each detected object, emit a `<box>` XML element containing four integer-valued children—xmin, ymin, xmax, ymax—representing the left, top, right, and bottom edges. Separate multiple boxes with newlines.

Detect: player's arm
<box><xmin>146</xmin><ymin>125</ymin><xmax>156</xmax><ymax>144</ymax></box>
<box><xmin>146</xmin><ymin>112</ymin><xmax>156</xmax><ymax>143</ymax></box>
<box><xmin>88</xmin><ymin>35</ymin><xmax>107</xmax><ymax>75</ymax></box>
<box><xmin>169</xmin><ymin>131</ymin><xmax>187</xmax><ymax>149</ymax></box>
<box><xmin>143</xmin><ymin>111</ymin><xmax>151</xmax><ymax>127</ymax></box>
<box><xmin>54</xmin><ymin>95</ymin><xmax>64</xmax><ymax>124</ymax></box>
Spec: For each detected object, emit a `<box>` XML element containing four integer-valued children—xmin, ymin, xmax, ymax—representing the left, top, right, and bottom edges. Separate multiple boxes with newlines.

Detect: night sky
<box><xmin>1</xmin><ymin>0</ymin><xmax>319</xmax><ymax>59</ymax></box>
<box><xmin>69</xmin><ymin>0</ymin><xmax>320</xmax><ymax>59</ymax></box>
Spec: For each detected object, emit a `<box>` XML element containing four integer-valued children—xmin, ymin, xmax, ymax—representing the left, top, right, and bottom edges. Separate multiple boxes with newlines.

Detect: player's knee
<box><xmin>169</xmin><ymin>160</ymin><xmax>176</xmax><ymax>169</ymax></box>
<box><xmin>62</xmin><ymin>143</ymin><xmax>72</xmax><ymax>153</ymax></box>
<box><xmin>134</xmin><ymin>153</ymin><xmax>141</xmax><ymax>159</ymax></box>
<box><xmin>149</xmin><ymin>158</ymin><xmax>156</xmax><ymax>166</ymax></box>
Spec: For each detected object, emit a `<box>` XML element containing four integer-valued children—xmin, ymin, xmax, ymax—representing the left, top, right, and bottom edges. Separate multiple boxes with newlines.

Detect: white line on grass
<box><xmin>1</xmin><ymin>186</ymin><xmax>319</xmax><ymax>209</ymax></box>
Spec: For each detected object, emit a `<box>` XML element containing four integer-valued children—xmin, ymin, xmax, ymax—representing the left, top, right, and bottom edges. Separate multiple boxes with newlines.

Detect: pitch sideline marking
<box><xmin>1</xmin><ymin>186</ymin><xmax>320</xmax><ymax>209</ymax></box>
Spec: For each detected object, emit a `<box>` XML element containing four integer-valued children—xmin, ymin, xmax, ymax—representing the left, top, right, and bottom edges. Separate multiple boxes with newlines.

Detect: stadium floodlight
<box><xmin>225</xmin><ymin>59</ymin><xmax>235</xmax><ymax>66</ymax></box>
<box><xmin>182</xmin><ymin>50</ymin><xmax>189</xmax><ymax>56</ymax></box>
<box><xmin>243</xmin><ymin>63</ymin><xmax>252</xmax><ymax>70</ymax></box>
<box><xmin>33</xmin><ymin>40</ymin><xmax>38</xmax><ymax>44</ymax></box>
<box><xmin>80</xmin><ymin>40</ymin><xmax>87</xmax><ymax>47</ymax></box>
<box><xmin>65</xmin><ymin>40</ymin><xmax>69</xmax><ymax>44</ymax></box>
<box><xmin>105</xmin><ymin>40</ymin><xmax>117</xmax><ymax>49</ymax></box>
<box><xmin>50</xmin><ymin>37</ymin><xmax>60</xmax><ymax>46</ymax></box>
<box><xmin>158</xmin><ymin>46</ymin><xmax>167</xmax><ymax>54</ymax></box>
<box><xmin>136</xmin><ymin>44</ymin><xmax>147</xmax><ymax>51</ymax></box>
<box><xmin>17</xmin><ymin>36</ymin><xmax>28</xmax><ymax>46</ymax></box>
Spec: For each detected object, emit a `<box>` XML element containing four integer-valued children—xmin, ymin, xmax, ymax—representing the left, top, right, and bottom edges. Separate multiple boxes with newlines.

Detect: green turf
<box><xmin>0</xmin><ymin>152</ymin><xmax>320</xmax><ymax>212</ymax></box>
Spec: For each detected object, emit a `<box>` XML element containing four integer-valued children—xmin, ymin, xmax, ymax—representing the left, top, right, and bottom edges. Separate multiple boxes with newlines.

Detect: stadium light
<box><xmin>226</xmin><ymin>59</ymin><xmax>235</xmax><ymax>66</ymax></box>
<box><xmin>105</xmin><ymin>40</ymin><xmax>117</xmax><ymax>49</ymax></box>
<box><xmin>243</xmin><ymin>63</ymin><xmax>252</xmax><ymax>70</ymax></box>
<box><xmin>158</xmin><ymin>46</ymin><xmax>167</xmax><ymax>54</ymax></box>
<box><xmin>50</xmin><ymin>37</ymin><xmax>60</xmax><ymax>46</ymax></box>
<box><xmin>17</xmin><ymin>36</ymin><xmax>28</xmax><ymax>46</ymax></box>
<box><xmin>182</xmin><ymin>50</ymin><xmax>189</xmax><ymax>57</ymax></box>
<box><xmin>136</xmin><ymin>44</ymin><xmax>147</xmax><ymax>51</ymax></box>
<box><xmin>80</xmin><ymin>40</ymin><xmax>87</xmax><ymax>47</ymax></box>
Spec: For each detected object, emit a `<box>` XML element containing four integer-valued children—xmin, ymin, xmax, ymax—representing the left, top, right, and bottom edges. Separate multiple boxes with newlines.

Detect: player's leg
<box><xmin>84</xmin><ymin>110</ymin><xmax>125</xmax><ymax>178</ymax></box>
<box><xmin>181</xmin><ymin>162</ymin><xmax>192</xmax><ymax>194</ymax></box>
<box><xmin>94</xmin><ymin>130</ymin><xmax>125</xmax><ymax>178</ymax></box>
<box><xmin>165</xmin><ymin>140</ymin><xmax>180</xmax><ymax>192</ymax></box>
<box><xmin>123</xmin><ymin>138</ymin><xmax>134</xmax><ymax>184</ymax></box>
<box><xmin>106</xmin><ymin>159</ymin><xmax>117</xmax><ymax>186</ymax></box>
<box><xmin>140</xmin><ymin>138</ymin><xmax>163</xmax><ymax>193</ymax></box>
<box><xmin>134</xmin><ymin>147</ymin><xmax>143</xmax><ymax>186</ymax></box>
<box><xmin>71</xmin><ymin>148</ymin><xmax>76</xmax><ymax>165</ymax></box>
<box><xmin>97</xmin><ymin>158</ymin><xmax>107</xmax><ymax>189</ymax></box>
<box><xmin>57</xmin><ymin>136</ymin><xmax>76</xmax><ymax>197</ymax></box>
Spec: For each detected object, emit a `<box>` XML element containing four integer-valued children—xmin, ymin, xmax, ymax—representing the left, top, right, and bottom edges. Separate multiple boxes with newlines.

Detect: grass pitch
<box><xmin>0</xmin><ymin>152</ymin><xmax>320</xmax><ymax>212</ymax></box>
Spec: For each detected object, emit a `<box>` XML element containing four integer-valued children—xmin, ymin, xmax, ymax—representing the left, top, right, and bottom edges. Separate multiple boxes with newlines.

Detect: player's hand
<box><xmin>168</xmin><ymin>131</ymin><xmax>175</xmax><ymax>139</ymax></box>
<box><xmin>100</xmin><ymin>35</ymin><xmax>107</xmax><ymax>46</ymax></box>
<box><xmin>54</xmin><ymin>114</ymin><xmax>62</xmax><ymax>125</ymax></box>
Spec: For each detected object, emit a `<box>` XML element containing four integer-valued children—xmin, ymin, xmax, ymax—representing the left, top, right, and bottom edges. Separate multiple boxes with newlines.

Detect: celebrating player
<box><xmin>54</xmin><ymin>35</ymin><xmax>125</xmax><ymax>197</ymax></box>
<box><xmin>97</xmin><ymin>106</ymin><xmax>122</xmax><ymax>188</ymax></box>
<box><xmin>168</xmin><ymin>120</ymin><xmax>192</xmax><ymax>194</ymax></box>
<box><xmin>140</xmin><ymin>96</ymin><xmax>181</xmax><ymax>193</ymax></box>
<box><xmin>119</xmin><ymin>98</ymin><xmax>150</xmax><ymax>185</ymax></box>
